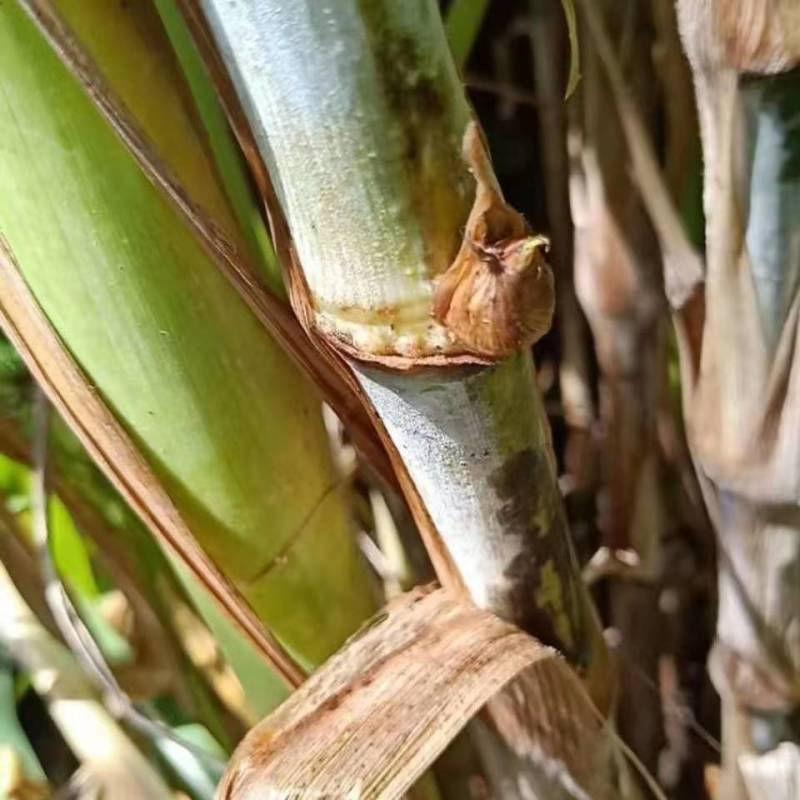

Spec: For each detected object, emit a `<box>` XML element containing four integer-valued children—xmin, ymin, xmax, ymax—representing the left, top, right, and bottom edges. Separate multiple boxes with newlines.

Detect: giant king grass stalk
<box><xmin>196</xmin><ymin>1</ymin><xmax>619</xmax><ymax>795</ymax></box>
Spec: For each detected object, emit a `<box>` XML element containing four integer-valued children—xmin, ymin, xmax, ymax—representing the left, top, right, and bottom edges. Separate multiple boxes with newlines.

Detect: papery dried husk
<box><xmin>433</xmin><ymin>236</ymin><xmax>553</xmax><ymax>359</ymax></box>
<box><xmin>717</xmin><ymin>0</ymin><xmax>800</xmax><ymax>73</ymax></box>
<box><xmin>218</xmin><ymin>587</ymin><xmax>612</xmax><ymax>800</ymax></box>
<box><xmin>679</xmin><ymin>0</ymin><xmax>800</xmax><ymax>74</ymax></box>
<box><xmin>433</xmin><ymin>124</ymin><xmax>555</xmax><ymax>359</ymax></box>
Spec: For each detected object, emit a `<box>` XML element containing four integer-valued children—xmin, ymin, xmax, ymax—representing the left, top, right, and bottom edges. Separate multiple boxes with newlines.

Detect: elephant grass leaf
<box><xmin>0</xmin><ymin>0</ymin><xmax>375</xmax><ymax>714</ymax></box>
<box><xmin>445</xmin><ymin>0</ymin><xmax>489</xmax><ymax>69</ymax></box>
<box><xmin>151</xmin><ymin>0</ymin><xmax>283</xmax><ymax>295</ymax></box>
<box><xmin>0</xmin><ymin>242</ymin><xmax>305</xmax><ymax>689</ymax></box>
<box><xmin>22</xmin><ymin>0</ymin><xmax>395</xmax><ymax>492</ymax></box>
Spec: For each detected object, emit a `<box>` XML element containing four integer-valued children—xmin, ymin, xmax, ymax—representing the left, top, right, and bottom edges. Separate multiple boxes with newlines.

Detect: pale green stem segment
<box><xmin>740</xmin><ymin>73</ymin><xmax>800</xmax><ymax>351</ymax></box>
<box><xmin>358</xmin><ymin>355</ymin><xmax>594</xmax><ymax>664</ymax></box>
<box><xmin>0</xmin><ymin>1</ymin><xmax>374</xmax><ymax>713</ymax></box>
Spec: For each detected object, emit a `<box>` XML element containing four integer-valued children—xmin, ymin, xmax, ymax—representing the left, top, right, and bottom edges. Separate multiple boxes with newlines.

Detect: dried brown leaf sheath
<box><xmin>219</xmin><ymin>587</ymin><xmax>606</xmax><ymax>800</ymax></box>
<box><xmin>716</xmin><ymin>0</ymin><xmax>800</xmax><ymax>72</ymax></box>
<box><xmin>433</xmin><ymin>123</ymin><xmax>554</xmax><ymax>359</ymax></box>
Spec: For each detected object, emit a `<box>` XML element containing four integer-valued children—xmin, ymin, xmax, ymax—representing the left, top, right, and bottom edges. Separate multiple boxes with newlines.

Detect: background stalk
<box><xmin>529</xmin><ymin>0</ymin><xmax>595</xmax><ymax>483</ymax></box>
<box><xmin>0</xmin><ymin>554</ymin><xmax>174</xmax><ymax>798</ymax></box>
<box><xmin>676</xmin><ymin>2</ymin><xmax>800</xmax><ymax>796</ymax></box>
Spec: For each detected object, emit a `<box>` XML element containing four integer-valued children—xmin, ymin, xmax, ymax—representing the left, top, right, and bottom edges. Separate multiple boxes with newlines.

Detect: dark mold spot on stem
<box><xmin>488</xmin><ymin>447</ymin><xmax>587</xmax><ymax>666</ymax></box>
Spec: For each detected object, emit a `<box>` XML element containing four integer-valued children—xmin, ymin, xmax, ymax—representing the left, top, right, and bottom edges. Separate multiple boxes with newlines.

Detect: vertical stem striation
<box><xmin>199</xmin><ymin>0</ymin><xmax>475</xmax><ymax>357</ymax></box>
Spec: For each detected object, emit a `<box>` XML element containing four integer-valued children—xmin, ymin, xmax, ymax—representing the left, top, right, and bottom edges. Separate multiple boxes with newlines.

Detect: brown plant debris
<box><xmin>433</xmin><ymin>122</ymin><xmax>555</xmax><ymax>360</ymax></box>
<box><xmin>716</xmin><ymin>0</ymin><xmax>800</xmax><ymax>72</ymax></box>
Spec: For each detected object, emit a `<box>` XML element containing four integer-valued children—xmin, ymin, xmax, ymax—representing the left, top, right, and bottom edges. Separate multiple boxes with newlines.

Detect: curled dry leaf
<box><xmin>433</xmin><ymin>123</ymin><xmax>555</xmax><ymax>359</ymax></box>
<box><xmin>219</xmin><ymin>586</ymin><xmax>611</xmax><ymax>800</ymax></box>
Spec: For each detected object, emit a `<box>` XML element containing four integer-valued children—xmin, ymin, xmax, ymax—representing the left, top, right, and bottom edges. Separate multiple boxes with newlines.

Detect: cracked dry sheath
<box><xmin>677</xmin><ymin>1</ymin><xmax>800</xmax><ymax>797</ymax></box>
<box><xmin>198</xmin><ymin>0</ymin><xmax>613</xmax><ymax>796</ymax></box>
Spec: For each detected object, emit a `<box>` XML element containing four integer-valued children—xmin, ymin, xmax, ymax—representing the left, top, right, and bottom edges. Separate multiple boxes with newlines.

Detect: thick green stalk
<box><xmin>568</xmin><ymin>0</ymin><xmax>669</xmax><ymax>773</ymax></box>
<box><xmin>0</xmin><ymin>0</ymin><xmax>374</xmax><ymax>715</ymax></box>
<box><xmin>198</xmin><ymin>0</ymin><xmax>596</xmax><ymax>655</ymax></box>
<box><xmin>201</xmin><ymin>0</ymin><xmax>476</xmax><ymax>356</ymax></box>
<box><xmin>199</xmin><ymin>1</ymin><xmax>614</xmax><ymax>794</ymax></box>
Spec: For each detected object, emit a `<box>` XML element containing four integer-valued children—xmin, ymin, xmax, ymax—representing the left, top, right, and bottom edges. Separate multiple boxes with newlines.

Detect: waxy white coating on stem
<box><xmin>200</xmin><ymin>0</ymin><xmax>475</xmax><ymax>356</ymax></box>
